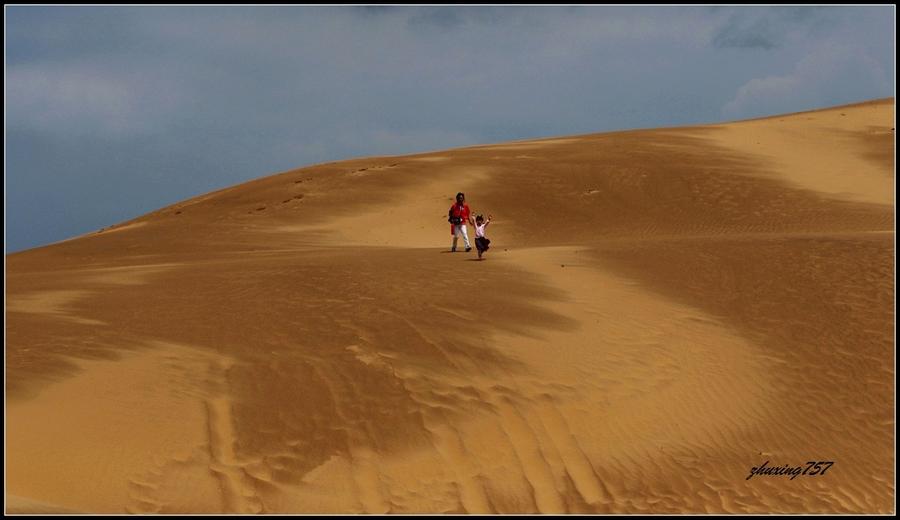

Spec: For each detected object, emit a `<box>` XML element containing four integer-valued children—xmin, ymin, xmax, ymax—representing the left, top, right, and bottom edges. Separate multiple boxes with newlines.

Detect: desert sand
<box><xmin>5</xmin><ymin>98</ymin><xmax>895</xmax><ymax>514</ymax></box>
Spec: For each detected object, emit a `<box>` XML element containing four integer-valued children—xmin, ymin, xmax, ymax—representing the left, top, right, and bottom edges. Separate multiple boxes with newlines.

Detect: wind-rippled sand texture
<box><xmin>6</xmin><ymin>98</ymin><xmax>894</xmax><ymax>513</ymax></box>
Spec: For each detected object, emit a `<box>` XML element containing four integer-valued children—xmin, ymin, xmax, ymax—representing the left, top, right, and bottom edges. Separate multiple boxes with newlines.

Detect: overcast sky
<box><xmin>5</xmin><ymin>5</ymin><xmax>895</xmax><ymax>253</ymax></box>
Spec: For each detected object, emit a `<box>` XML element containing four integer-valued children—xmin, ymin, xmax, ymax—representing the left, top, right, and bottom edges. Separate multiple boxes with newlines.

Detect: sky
<box><xmin>5</xmin><ymin>5</ymin><xmax>895</xmax><ymax>253</ymax></box>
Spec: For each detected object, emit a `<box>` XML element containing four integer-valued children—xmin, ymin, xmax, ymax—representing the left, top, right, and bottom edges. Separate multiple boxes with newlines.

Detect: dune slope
<box><xmin>6</xmin><ymin>98</ymin><xmax>895</xmax><ymax>513</ymax></box>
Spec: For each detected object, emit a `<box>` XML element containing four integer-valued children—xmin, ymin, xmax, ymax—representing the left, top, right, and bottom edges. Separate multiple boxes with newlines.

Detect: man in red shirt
<box><xmin>448</xmin><ymin>192</ymin><xmax>473</xmax><ymax>252</ymax></box>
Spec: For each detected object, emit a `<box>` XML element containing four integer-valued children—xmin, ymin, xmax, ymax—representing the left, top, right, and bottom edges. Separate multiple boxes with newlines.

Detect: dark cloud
<box><xmin>713</xmin><ymin>16</ymin><xmax>780</xmax><ymax>49</ymax></box>
<box><xmin>711</xmin><ymin>7</ymin><xmax>829</xmax><ymax>50</ymax></box>
<box><xmin>351</xmin><ymin>5</ymin><xmax>396</xmax><ymax>17</ymax></box>
<box><xmin>406</xmin><ymin>6</ymin><xmax>508</xmax><ymax>30</ymax></box>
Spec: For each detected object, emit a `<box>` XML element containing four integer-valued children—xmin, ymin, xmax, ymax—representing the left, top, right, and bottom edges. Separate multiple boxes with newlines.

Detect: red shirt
<box><xmin>449</xmin><ymin>202</ymin><xmax>470</xmax><ymax>223</ymax></box>
<box><xmin>449</xmin><ymin>202</ymin><xmax>470</xmax><ymax>233</ymax></box>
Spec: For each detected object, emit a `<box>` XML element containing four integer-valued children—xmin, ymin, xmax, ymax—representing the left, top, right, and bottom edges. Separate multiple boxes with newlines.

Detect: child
<box><xmin>474</xmin><ymin>214</ymin><xmax>492</xmax><ymax>260</ymax></box>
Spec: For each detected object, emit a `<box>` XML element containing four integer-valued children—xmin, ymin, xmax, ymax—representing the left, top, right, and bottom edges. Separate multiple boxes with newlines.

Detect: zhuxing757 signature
<box><xmin>746</xmin><ymin>461</ymin><xmax>835</xmax><ymax>480</ymax></box>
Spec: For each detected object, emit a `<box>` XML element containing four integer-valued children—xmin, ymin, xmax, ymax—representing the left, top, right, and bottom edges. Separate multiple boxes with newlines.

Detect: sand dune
<box><xmin>5</xmin><ymin>98</ymin><xmax>894</xmax><ymax>513</ymax></box>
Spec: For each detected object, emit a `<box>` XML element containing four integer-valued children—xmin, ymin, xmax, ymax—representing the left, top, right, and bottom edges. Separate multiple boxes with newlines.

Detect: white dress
<box><xmin>475</xmin><ymin>223</ymin><xmax>486</xmax><ymax>238</ymax></box>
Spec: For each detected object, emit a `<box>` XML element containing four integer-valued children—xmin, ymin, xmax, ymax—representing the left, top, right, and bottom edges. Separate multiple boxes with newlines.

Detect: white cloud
<box><xmin>6</xmin><ymin>60</ymin><xmax>191</xmax><ymax>140</ymax></box>
<box><xmin>722</xmin><ymin>43</ymin><xmax>890</xmax><ymax>120</ymax></box>
<box><xmin>7</xmin><ymin>65</ymin><xmax>139</xmax><ymax>136</ymax></box>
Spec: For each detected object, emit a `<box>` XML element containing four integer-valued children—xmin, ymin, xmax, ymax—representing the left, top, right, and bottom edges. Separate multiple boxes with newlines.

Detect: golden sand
<box><xmin>5</xmin><ymin>98</ymin><xmax>894</xmax><ymax>513</ymax></box>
